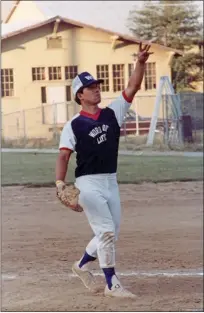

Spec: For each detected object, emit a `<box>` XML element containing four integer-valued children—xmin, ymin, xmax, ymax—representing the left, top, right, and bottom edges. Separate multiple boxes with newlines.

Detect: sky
<box><xmin>1</xmin><ymin>0</ymin><xmax>203</xmax><ymax>31</ymax></box>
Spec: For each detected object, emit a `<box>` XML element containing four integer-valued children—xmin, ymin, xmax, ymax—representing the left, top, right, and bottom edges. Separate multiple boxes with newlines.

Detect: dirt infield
<box><xmin>2</xmin><ymin>182</ymin><xmax>203</xmax><ymax>311</ymax></box>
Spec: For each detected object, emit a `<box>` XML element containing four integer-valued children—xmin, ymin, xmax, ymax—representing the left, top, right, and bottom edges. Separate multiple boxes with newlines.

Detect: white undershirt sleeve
<box><xmin>108</xmin><ymin>90</ymin><xmax>133</xmax><ymax>127</ymax></box>
<box><xmin>59</xmin><ymin>121</ymin><xmax>76</xmax><ymax>152</ymax></box>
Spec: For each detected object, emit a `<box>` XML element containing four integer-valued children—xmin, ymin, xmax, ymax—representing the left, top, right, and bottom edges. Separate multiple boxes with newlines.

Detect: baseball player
<box><xmin>56</xmin><ymin>43</ymin><xmax>152</xmax><ymax>298</ymax></box>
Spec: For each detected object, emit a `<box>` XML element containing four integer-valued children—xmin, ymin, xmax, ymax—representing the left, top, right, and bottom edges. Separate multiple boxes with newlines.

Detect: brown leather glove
<box><xmin>56</xmin><ymin>180</ymin><xmax>83</xmax><ymax>212</ymax></box>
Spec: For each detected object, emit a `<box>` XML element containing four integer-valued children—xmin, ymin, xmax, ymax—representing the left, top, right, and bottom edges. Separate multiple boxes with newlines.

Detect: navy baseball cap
<box><xmin>72</xmin><ymin>71</ymin><xmax>104</xmax><ymax>96</ymax></box>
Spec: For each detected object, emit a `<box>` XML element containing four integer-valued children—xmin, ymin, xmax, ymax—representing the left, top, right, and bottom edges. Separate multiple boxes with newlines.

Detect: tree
<box><xmin>171</xmin><ymin>51</ymin><xmax>203</xmax><ymax>91</ymax></box>
<box><xmin>127</xmin><ymin>0</ymin><xmax>203</xmax><ymax>91</ymax></box>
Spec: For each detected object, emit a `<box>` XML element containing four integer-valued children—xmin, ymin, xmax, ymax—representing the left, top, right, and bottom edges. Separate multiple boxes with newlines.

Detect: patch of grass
<box><xmin>1</xmin><ymin>137</ymin><xmax>59</xmax><ymax>149</ymax></box>
<box><xmin>2</xmin><ymin>152</ymin><xmax>203</xmax><ymax>186</ymax></box>
<box><xmin>119</xmin><ymin>133</ymin><xmax>169</xmax><ymax>151</ymax></box>
<box><xmin>117</xmin><ymin>154</ymin><xmax>203</xmax><ymax>183</ymax></box>
<box><xmin>119</xmin><ymin>131</ymin><xmax>203</xmax><ymax>152</ymax></box>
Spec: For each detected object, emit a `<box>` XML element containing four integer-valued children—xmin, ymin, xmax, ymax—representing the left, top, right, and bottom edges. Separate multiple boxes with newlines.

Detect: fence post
<box><xmin>177</xmin><ymin>93</ymin><xmax>183</xmax><ymax>145</ymax></box>
<box><xmin>16</xmin><ymin>116</ymin><xmax>20</xmax><ymax>139</ymax></box>
<box><xmin>135</xmin><ymin>98</ymin><xmax>139</xmax><ymax>136</ymax></box>
<box><xmin>164</xmin><ymin>95</ymin><xmax>169</xmax><ymax>145</ymax></box>
<box><xmin>124</xmin><ymin>119</ymin><xmax>127</xmax><ymax>143</ymax></box>
<box><xmin>193</xmin><ymin>94</ymin><xmax>197</xmax><ymax>139</ymax></box>
<box><xmin>42</xmin><ymin>105</ymin><xmax>45</xmax><ymax>124</ymax></box>
<box><xmin>53</xmin><ymin>102</ymin><xmax>58</xmax><ymax>140</ymax></box>
<box><xmin>22</xmin><ymin>110</ymin><xmax>26</xmax><ymax>146</ymax></box>
<box><xmin>162</xmin><ymin>95</ymin><xmax>166</xmax><ymax>144</ymax></box>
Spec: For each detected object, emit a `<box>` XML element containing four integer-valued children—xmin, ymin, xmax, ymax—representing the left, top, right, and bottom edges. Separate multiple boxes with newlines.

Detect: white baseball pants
<box><xmin>75</xmin><ymin>173</ymin><xmax>121</xmax><ymax>268</ymax></box>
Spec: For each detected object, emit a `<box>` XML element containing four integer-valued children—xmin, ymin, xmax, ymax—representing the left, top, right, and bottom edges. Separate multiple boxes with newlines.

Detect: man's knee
<box><xmin>97</xmin><ymin>231</ymin><xmax>116</xmax><ymax>267</ymax></box>
<box><xmin>99</xmin><ymin>231</ymin><xmax>115</xmax><ymax>248</ymax></box>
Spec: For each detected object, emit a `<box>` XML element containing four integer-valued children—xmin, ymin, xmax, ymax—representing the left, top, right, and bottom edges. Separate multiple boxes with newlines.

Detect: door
<box><xmin>47</xmin><ymin>86</ymin><xmax>66</xmax><ymax>124</ymax></box>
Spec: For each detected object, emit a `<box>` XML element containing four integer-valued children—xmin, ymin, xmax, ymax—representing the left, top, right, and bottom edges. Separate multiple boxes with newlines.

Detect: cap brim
<box><xmin>84</xmin><ymin>79</ymin><xmax>104</xmax><ymax>87</ymax></box>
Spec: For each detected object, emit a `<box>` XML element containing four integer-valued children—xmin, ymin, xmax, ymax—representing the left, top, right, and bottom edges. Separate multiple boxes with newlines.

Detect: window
<box><xmin>112</xmin><ymin>64</ymin><xmax>125</xmax><ymax>92</ymax></box>
<box><xmin>1</xmin><ymin>68</ymin><xmax>14</xmax><ymax>97</ymax></box>
<box><xmin>145</xmin><ymin>62</ymin><xmax>156</xmax><ymax>90</ymax></box>
<box><xmin>41</xmin><ymin>87</ymin><xmax>46</xmax><ymax>103</ymax></box>
<box><xmin>128</xmin><ymin>63</ymin><xmax>134</xmax><ymax>78</ymax></box>
<box><xmin>47</xmin><ymin>36</ymin><xmax>62</xmax><ymax>49</ymax></box>
<box><xmin>65</xmin><ymin>66</ymin><xmax>78</xmax><ymax>80</ymax></box>
<box><xmin>48</xmin><ymin>67</ymin><xmax>62</xmax><ymax>80</ymax></box>
<box><xmin>66</xmin><ymin>86</ymin><xmax>71</xmax><ymax>101</ymax></box>
<box><xmin>96</xmin><ymin>65</ymin><xmax>109</xmax><ymax>92</ymax></box>
<box><xmin>32</xmin><ymin>67</ymin><xmax>45</xmax><ymax>81</ymax></box>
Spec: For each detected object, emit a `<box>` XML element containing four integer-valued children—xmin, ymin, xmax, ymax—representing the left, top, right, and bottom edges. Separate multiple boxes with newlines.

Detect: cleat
<box><xmin>104</xmin><ymin>275</ymin><xmax>136</xmax><ymax>298</ymax></box>
<box><xmin>72</xmin><ymin>261</ymin><xmax>97</xmax><ymax>292</ymax></box>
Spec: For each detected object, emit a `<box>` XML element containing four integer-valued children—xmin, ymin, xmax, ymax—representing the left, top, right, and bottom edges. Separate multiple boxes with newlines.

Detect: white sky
<box><xmin>1</xmin><ymin>1</ymin><xmax>203</xmax><ymax>25</ymax></box>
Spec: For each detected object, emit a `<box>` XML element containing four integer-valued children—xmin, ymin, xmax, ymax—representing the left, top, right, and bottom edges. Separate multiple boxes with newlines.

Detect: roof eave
<box><xmin>2</xmin><ymin>14</ymin><xmax>183</xmax><ymax>55</ymax></box>
<box><xmin>61</xmin><ymin>17</ymin><xmax>183</xmax><ymax>55</ymax></box>
<box><xmin>1</xmin><ymin>15</ymin><xmax>83</xmax><ymax>40</ymax></box>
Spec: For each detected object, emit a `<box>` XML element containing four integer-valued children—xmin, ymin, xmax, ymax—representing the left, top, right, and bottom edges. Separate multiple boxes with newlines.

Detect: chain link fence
<box><xmin>121</xmin><ymin>92</ymin><xmax>203</xmax><ymax>150</ymax></box>
<box><xmin>180</xmin><ymin>92</ymin><xmax>203</xmax><ymax>131</ymax></box>
<box><xmin>2</xmin><ymin>93</ymin><xmax>203</xmax><ymax>150</ymax></box>
<box><xmin>2</xmin><ymin>101</ymin><xmax>78</xmax><ymax>148</ymax></box>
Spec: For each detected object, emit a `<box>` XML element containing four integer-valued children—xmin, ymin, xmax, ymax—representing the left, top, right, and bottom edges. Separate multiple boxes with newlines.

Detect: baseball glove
<box><xmin>56</xmin><ymin>181</ymin><xmax>83</xmax><ymax>212</ymax></box>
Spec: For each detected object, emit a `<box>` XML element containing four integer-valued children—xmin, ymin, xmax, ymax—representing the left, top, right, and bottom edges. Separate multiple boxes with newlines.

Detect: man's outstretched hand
<box><xmin>137</xmin><ymin>42</ymin><xmax>153</xmax><ymax>64</ymax></box>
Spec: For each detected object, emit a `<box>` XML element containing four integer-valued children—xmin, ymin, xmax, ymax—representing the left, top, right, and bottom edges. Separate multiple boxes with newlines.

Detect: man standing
<box><xmin>56</xmin><ymin>43</ymin><xmax>152</xmax><ymax>298</ymax></box>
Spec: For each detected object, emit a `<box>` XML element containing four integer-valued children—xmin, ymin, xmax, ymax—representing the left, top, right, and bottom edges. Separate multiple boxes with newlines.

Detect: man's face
<box><xmin>78</xmin><ymin>83</ymin><xmax>101</xmax><ymax>106</ymax></box>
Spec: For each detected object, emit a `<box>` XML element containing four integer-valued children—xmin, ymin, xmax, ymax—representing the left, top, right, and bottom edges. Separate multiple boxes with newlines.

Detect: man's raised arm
<box><xmin>125</xmin><ymin>42</ymin><xmax>153</xmax><ymax>100</ymax></box>
<box><xmin>108</xmin><ymin>42</ymin><xmax>153</xmax><ymax>127</ymax></box>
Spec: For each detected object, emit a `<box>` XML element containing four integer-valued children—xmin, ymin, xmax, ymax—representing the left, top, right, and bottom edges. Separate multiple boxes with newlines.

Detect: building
<box><xmin>1</xmin><ymin>1</ymin><xmax>182</xmax><ymax>140</ymax></box>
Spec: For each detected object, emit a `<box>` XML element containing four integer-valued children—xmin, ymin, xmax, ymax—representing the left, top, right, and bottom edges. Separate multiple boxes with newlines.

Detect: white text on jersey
<box><xmin>89</xmin><ymin>125</ymin><xmax>109</xmax><ymax>138</ymax></box>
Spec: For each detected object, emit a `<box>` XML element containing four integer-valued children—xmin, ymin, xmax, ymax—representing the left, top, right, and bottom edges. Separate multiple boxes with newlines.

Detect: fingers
<box><xmin>72</xmin><ymin>205</ymin><xmax>83</xmax><ymax>212</ymax></box>
<box><xmin>139</xmin><ymin>42</ymin><xmax>152</xmax><ymax>52</ymax></box>
<box><xmin>146</xmin><ymin>45</ymin><xmax>151</xmax><ymax>52</ymax></box>
<box><xmin>75</xmin><ymin>206</ymin><xmax>83</xmax><ymax>212</ymax></box>
<box><xmin>143</xmin><ymin>44</ymin><xmax>149</xmax><ymax>51</ymax></box>
<box><xmin>66</xmin><ymin>202</ymin><xmax>83</xmax><ymax>212</ymax></box>
<box><xmin>143</xmin><ymin>44</ymin><xmax>151</xmax><ymax>52</ymax></box>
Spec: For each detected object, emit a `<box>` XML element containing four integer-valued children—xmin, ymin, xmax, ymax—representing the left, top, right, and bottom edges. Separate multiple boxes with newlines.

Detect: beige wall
<box><xmin>2</xmin><ymin>22</ymin><xmax>173</xmax><ymax>138</ymax></box>
<box><xmin>75</xmin><ymin>27</ymin><xmax>173</xmax><ymax>98</ymax></box>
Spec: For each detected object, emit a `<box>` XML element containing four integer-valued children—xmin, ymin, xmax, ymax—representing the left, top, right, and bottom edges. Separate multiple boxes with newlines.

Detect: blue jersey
<box><xmin>59</xmin><ymin>91</ymin><xmax>132</xmax><ymax>178</ymax></box>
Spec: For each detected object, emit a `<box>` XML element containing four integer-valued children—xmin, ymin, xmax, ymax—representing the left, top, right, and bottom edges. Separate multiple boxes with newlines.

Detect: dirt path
<box><xmin>2</xmin><ymin>182</ymin><xmax>203</xmax><ymax>311</ymax></box>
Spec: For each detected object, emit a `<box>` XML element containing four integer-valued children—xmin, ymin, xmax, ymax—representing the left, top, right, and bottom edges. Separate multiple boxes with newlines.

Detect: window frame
<box><xmin>48</xmin><ymin>66</ymin><xmax>62</xmax><ymax>80</ymax></box>
<box><xmin>96</xmin><ymin>64</ymin><xmax>110</xmax><ymax>92</ymax></box>
<box><xmin>144</xmin><ymin>62</ymin><xmax>156</xmax><ymax>90</ymax></box>
<box><xmin>112</xmin><ymin>64</ymin><xmax>125</xmax><ymax>92</ymax></box>
<box><xmin>1</xmin><ymin>68</ymin><xmax>14</xmax><ymax>97</ymax></box>
<box><xmin>32</xmin><ymin>67</ymin><xmax>46</xmax><ymax>81</ymax></box>
<box><xmin>65</xmin><ymin>66</ymin><xmax>78</xmax><ymax>80</ymax></box>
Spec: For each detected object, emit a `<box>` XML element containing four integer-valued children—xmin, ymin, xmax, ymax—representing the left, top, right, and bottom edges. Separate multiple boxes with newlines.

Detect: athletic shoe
<box><xmin>104</xmin><ymin>275</ymin><xmax>136</xmax><ymax>298</ymax></box>
<box><xmin>72</xmin><ymin>261</ymin><xmax>97</xmax><ymax>292</ymax></box>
